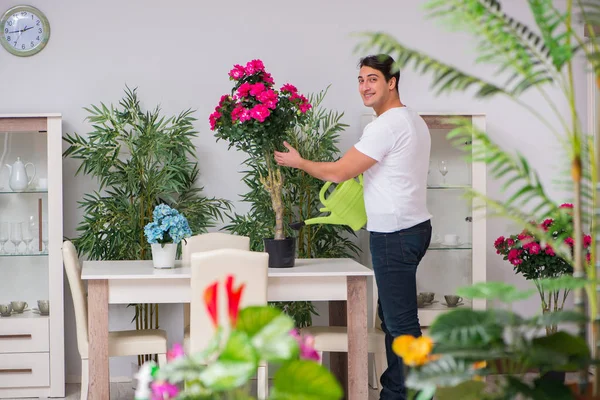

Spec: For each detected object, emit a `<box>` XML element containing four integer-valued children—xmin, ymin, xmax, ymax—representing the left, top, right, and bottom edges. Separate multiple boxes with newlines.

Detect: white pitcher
<box><xmin>5</xmin><ymin>157</ymin><xmax>36</xmax><ymax>192</ymax></box>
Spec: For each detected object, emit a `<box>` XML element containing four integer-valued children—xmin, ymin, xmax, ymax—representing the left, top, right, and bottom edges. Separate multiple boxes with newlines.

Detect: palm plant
<box><xmin>63</xmin><ymin>87</ymin><xmax>231</xmax><ymax>362</ymax></box>
<box><xmin>356</xmin><ymin>0</ymin><xmax>600</xmax><ymax>394</ymax></box>
<box><xmin>224</xmin><ymin>87</ymin><xmax>360</xmax><ymax>327</ymax></box>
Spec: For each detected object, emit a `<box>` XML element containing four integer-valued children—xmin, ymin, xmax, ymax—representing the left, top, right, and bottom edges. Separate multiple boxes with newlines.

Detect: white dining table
<box><xmin>81</xmin><ymin>257</ymin><xmax>373</xmax><ymax>400</ymax></box>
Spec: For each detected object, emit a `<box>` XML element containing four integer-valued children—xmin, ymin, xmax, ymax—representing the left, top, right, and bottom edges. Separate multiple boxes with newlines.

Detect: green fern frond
<box><xmin>354</xmin><ymin>32</ymin><xmax>505</xmax><ymax>98</ymax></box>
<box><xmin>528</xmin><ymin>0</ymin><xmax>574</xmax><ymax>70</ymax></box>
<box><xmin>423</xmin><ymin>0</ymin><xmax>563</xmax><ymax>93</ymax></box>
<box><xmin>446</xmin><ymin>118</ymin><xmax>560</xmax><ymax>221</ymax></box>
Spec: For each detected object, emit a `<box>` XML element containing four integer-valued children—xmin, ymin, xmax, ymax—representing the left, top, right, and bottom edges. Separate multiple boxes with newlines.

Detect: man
<box><xmin>274</xmin><ymin>54</ymin><xmax>432</xmax><ymax>399</ymax></box>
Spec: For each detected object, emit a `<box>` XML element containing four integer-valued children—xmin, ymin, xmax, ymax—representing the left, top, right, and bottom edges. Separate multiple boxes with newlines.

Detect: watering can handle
<box><xmin>358</xmin><ymin>174</ymin><xmax>364</xmax><ymax>186</ymax></box>
<box><xmin>319</xmin><ymin>181</ymin><xmax>333</xmax><ymax>205</ymax></box>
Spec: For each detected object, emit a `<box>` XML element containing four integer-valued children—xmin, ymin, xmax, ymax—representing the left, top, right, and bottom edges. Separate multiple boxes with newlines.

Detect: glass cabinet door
<box><xmin>417</xmin><ymin>114</ymin><xmax>486</xmax><ymax>326</ymax></box>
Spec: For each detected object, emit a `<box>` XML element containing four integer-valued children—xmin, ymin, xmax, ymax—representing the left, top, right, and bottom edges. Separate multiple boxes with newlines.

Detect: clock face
<box><xmin>0</xmin><ymin>6</ymin><xmax>50</xmax><ymax>57</ymax></box>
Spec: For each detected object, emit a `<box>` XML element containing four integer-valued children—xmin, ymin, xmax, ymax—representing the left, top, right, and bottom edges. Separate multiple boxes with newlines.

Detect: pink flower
<box><xmin>560</xmin><ymin>203</ymin><xmax>574</xmax><ymax>209</ymax></box>
<box><xmin>167</xmin><ymin>343</ymin><xmax>184</xmax><ymax>362</ymax></box>
<box><xmin>219</xmin><ymin>94</ymin><xmax>231</xmax><ymax>107</ymax></box>
<box><xmin>245</xmin><ymin>59</ymin><xmax>265</xmax><ymax>75</ymax></box>
<box><xmin>229</xmin><ymin>64</ymin><xmax>246</xmax><ymax>80</ymax></box>
<box><xmin>584</xmin><ymin>234</ymin><xmax>592</xmax><ymax>247</ymax></box>
<box><xmin>250</xmin><ymin>104</ymin><xmax>271</xmax><ymax>122</ymax></box>
<box><xmin>541</xmin><ymin>219</ymin><xmax>553</xmax><ymax>230</ymax></box>
<box><xmin>587</xmin><ymin>252</ymin><xmax>592</xmax><ymax>263</ymax></box>
<box><xmin>299</xmin><ymin>101</ymin><xmax>312</xmax><ymax>113</ymax></box>
<box><xmin>231</xmin><ymin>105</ymin><xmax>251</xmax><ymax>123</ymax></box>
<box><xmin>237</xmin><ymin>82</ymin><xmax>253</xmax><ymax>98</ymax></box>
<box><xmin>280</xmin><ymin>83</ymin><xmax>298</xmax><ymax>94</ymax></box>
<box><xmin>565</xmin><ymin>237</ymin><xmax>574</xmax><ymax>247</ymax></box>
<box><xmin>507</xmin><ymin>238</ymin><xmax>514</xmax><ymax>246</ymax></box>
<box><xmin>250</xmin><ymin>82</ymin><xmax>266</xmax><ymax>96</ymax></box>
<box><xmin>151</xmin><ymin>381</ymin><xmax>179</xmax><ymax>399</ymax></box>
<box><xmin>494</xmin><ymin>236</ymin><xmax>505</xmax><ymax>248</ymax></box>
<box><xmin>529</xmin><ymin>242</ymin><xmax>541</xmax><ymax>255</ymax></box>
<box><xmin>209</xmin><ymin>110</ymin><xmax>221</xmax><ymax>131</ymax></box>
<box><xmin>257</xmin><ymin>89</ymin><xmax>278</xmax><ymax>109</ymax></box>
<box><xmin>262</xmin><ymin>72</ymin><xmax>274</xmax><ymax>85</ymax></box>
<box><xmin>290</xmin><ymin>329</ymin><xmax>320</xmax><ymax>362</ymax></box>
<box><xmin>545</xmin><ymin>245</ymin><xmax>555</xmax><ymax>256</ymax></box>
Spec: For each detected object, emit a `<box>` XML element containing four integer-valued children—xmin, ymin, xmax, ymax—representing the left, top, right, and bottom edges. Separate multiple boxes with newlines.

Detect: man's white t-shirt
<box><xmin>354</xmin><ymin>106</ymin><xmax>431</xmax><ymax>233</ymax></box>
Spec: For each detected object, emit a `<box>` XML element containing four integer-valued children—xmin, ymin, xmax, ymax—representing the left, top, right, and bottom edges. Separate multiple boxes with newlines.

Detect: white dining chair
<box><xmin>182</xmin><ymin>232</ymin><xmax>250</xmax><ymax>329</ymax></box>
<box><xmin>300</xmin><ymin>278</ymin><xmax>388</xmax><ymax>391</ymax></box>
<box><xmin>184</xmin><ymin>248</ymin><xmax>269</xmax><ymax>399</ymax></box>
<box><xmin>62</xmin><ymin>241</ymin><xmax>168</xmax><ymax>400</ymax></box>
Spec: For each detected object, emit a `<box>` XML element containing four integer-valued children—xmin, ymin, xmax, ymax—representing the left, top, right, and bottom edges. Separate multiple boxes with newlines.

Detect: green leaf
<box><xmin>198</xmin><ymin>330</ymin><xmax>258</xmax><ymax>390</ymax></box>
<box><xmin>429</xmin><ymin>308</ymin><xmax>506</xmax><ymax>346</ymax></box>
<box><xmin>236</xmin><ymin>306</ymin><xmax>299</xmax><ymax>362</ymax></box>
<box><xmin>526</xmin><ymin>310</ymin><xmax>587</xmax><ymax>328</ymax></box>
<box><xmin>457</xmin><ymin>282</ymin><xmax>535</xmax><ymax>303</ymax></box>
<box><xmin>436</xmin><ymin>380</ymin><xmax>486</xmax><ymax>400</ymax></box>
<box><xmin>270</xmin><ymin>360</ymin><xmax>344</xmax><ymax>400</ymax></box>
<box><xmin>529</xmin><ymin>331</ymin><xmax>591</xmax><ymax>370</ymax></box>
<box><xmin>537</xmin><ymin>275</ymin><xmax>589</xmax><ymax>291</ymax></box>
<box><xmin>405</xmin><ymin>357</ymin><xmax>477</xmax><ymax>391</ymax></box>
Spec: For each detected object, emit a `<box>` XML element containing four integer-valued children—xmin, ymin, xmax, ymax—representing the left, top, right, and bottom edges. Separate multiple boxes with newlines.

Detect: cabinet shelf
<box><xmin>427</xmin><ymin>185</ymin><xmax>470</xmax><ymax>190</ymax></box>
<box><xmin>0</xmin><ymin>253</ymin><xmax>48</xmax><ymax>258</ymax></box>
<box><xmin>0</xmin><ymin>189</ymin><xmax>48</xmax><ymax>194</ymax></box>
<box><xmin>428</xmin><ymin>243</ymin><xmax>472</xmax><ymax>250</ymax></box>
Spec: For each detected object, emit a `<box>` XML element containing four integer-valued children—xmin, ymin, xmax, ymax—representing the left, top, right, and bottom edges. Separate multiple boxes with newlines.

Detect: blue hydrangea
<box><xmin>144</xmin><ymin>204</ymin><xmax>192</xmax><ymax>244</ymax></box>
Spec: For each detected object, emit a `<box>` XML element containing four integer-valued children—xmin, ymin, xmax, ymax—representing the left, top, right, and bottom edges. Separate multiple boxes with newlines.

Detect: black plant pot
<box><xmin>540</xmin><ymin>370</ymin><xmax>566</xmax><ymax>384</ymax></box>
<box><xmin>263</xmin><ymin>237</ymin><xmax>295</xmax><ymax>268</ymax></box>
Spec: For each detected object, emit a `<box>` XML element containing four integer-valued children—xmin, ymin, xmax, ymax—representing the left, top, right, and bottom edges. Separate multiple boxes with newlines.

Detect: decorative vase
<box><xmin>151</xmin><ymin>243</ymin><xmax>177</xmax><ymax>269</ymax></box>
<box><xmin>263</xmin><ymin>237</ymin><xmax>295</xmax><ymax>268</ymax></box>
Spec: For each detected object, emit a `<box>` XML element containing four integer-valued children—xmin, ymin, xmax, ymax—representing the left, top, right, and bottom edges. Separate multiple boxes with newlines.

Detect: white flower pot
<box><xmin>151</xmin><ymin>243</ymin><xmax>177</xmax><ymax>269</ymax></box>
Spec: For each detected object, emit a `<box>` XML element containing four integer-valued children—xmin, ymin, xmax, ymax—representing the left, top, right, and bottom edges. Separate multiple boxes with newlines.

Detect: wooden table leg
<box><xmin>88</xmin><ymin>280</ymin><xmax>109</xmax><ymax>400</ymax></box>
<box><xmin>347</xmin><ymin>276</ymin><xmax>368</xmax><ymax>400</ymax></box>
<box><xmin>329</xmin><ymin>300</ymin><xmax>348</xmax><ymax>398</ymax></box>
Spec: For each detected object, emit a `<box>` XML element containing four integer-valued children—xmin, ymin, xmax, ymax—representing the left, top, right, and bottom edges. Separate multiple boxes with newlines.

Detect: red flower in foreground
<box><xmin>226</xmin><ymin>275</ymin><xmax>245</xmax><ymax>327</ymax></box>
<box><xmin>204</xmin><ymin>282</ymin><xmax>218</xmax><ymax>327</ymax></box>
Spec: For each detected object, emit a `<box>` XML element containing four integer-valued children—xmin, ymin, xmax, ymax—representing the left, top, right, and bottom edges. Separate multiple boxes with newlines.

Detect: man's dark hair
<box><xmin>359</xmin><ymin>54</ymin><xmax>400</xmax><ymax>92</ymax></box>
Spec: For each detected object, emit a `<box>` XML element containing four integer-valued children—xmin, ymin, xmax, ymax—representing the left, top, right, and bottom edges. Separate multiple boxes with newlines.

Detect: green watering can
<box><xmin>290</xmin><ymin>175</ymin><xmax>367</xmax><ymax>231</ymax></box>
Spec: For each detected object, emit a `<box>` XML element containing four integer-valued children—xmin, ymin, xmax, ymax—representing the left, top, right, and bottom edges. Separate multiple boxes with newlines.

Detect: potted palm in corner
<box><xmin>210</xmin><ymin>59</ymin><xmax>311</xmax><ymax>267</ymax></box>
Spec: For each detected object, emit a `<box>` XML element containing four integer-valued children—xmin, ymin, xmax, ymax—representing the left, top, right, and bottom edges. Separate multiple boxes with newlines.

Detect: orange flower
<box><xmin>392</xmin><ymin>335</ymin><xmax>434</xmax><ymax>367</ymax></box>
<box><xmin>225</xmin><ymin>275</ymin><xmax>245</xmax><ymax>327</ymax></box>
<box><xmin>203</xmin><ymin>282</ymin><xmax>218</xmax><ymax>327</ymax></box>
<box><xmin>473</xmin><ymin>361</ymin><xmax>487</xmax><ymax>370</ymax></box>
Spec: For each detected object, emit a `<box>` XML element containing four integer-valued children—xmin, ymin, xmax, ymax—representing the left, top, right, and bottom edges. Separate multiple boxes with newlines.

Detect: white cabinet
<box><xmin>0</xmin><ymin>115</ymin><xmax>64</xmax><ymax>398</ymax></box>
<box><xmin>360</xmin><ymin>113</ymin><xmax>487</xmax><ymax>327</ymax></box>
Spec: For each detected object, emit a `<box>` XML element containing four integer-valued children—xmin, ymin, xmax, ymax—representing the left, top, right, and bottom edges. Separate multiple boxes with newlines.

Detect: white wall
<box><xmin>0</xmin><ymin>0</ymin><xmax>587</xmax><ymax>381</ymax></box>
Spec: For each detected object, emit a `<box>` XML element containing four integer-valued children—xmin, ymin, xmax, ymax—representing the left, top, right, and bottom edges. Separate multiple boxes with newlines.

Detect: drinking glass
<box><xmin>10</xmin><ymin>222</ymin><xmax>22</xmax><ymax>255</ymax></box>
<box><xmin>438</xmin><ymin>160</ymin><xmax>449</xmax><ymax>185</ymax></box>
<box><xmin>0</xmin><ymin>222</ymin><xmax>8</xmax><ymax>254</ymax></box>
<box><xmin>21</xmin><ymin>221</ymin><xmax>33</xmax><ymax>254</ymax></box>
<box><xmin>42</xmin><ymin>221</ymin><xmax>48</xmax><ymax>253</ymax></box>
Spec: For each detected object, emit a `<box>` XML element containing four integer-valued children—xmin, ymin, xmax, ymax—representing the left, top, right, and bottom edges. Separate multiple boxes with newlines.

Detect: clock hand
<box><xmin>21</xmin><ymin>26</ymin><xmax>33</xmax><ymax>32</ymax></box>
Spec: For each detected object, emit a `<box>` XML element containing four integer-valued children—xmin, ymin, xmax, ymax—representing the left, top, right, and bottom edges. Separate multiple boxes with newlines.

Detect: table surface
<box><xmin>81</xmin><ymin>257</ymin><xmax>374</xmax><ymax>280</ymax></box>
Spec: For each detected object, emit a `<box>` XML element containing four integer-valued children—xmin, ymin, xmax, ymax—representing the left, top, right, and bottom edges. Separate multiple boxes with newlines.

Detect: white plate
<box><xmin>442</xmin><ymin>302</ymin><xmax>464</xmax><ymax>307</ymax></box>
<box><xmin>440</xmin><ymin>242</ymin><xmax>464</xmax><ymax>247</ymax></box>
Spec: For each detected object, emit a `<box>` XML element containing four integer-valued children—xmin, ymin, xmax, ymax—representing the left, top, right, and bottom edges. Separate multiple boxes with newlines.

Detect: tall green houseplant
<box><xmin>63</xmin><ymin>87</ymin><xmax>231</xmax><ymax>362</ymax></box>
<box><xmin>225</xmin><ymin>87</ymin><xmax>360</xmax><ymax>327</ymax></box>
<box><xmin>357</xmin><ymin>0</ymin><xmax>600</xmax><ymax>394</ymax></box>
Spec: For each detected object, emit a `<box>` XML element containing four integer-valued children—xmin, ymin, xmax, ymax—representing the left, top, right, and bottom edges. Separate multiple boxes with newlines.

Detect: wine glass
<box><xmin>10</xmin><ymin>222</ymin><xmax>22</xmax><ymax>255</ymax></box>
<box><xmin>42</xmin><ymin>221</ymin><xmax>48</xmax><ymax>253</ymax></box>
<box><xmin>21</xmin><ymin>221</ymin><xmax>33</xmax><ymax>254</ymax></box>
<box><xmin>0</xmin><ymin>222</ymin><xmax>8</xmax><ymax>254</ymax></box>
<box><xmin>438</xmin><ymin>160</ymin><xmax>449</xmax><ymax>185</ymax></box>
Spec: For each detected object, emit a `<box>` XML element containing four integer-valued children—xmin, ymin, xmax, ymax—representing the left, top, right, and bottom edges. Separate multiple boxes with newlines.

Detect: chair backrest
<box><xmin>62</xmin><ymin>241</ymin><xmax>89</xmax><ymax>358</ymax></box>
<box><xmin>189</xmin><ymin>248</ymin><xmax>268</xmax><ymax>354</ymax></box>
<box><xmin>182</xmin><ymin>233</ymin><xmax>250</xmax><ymax>264</ymax></box>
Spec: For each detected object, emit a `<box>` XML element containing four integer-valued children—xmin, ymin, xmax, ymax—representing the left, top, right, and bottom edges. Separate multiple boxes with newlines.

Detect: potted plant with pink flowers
<box><xmin>210</xmin><ymin>59</ymin><xmax>311</xmax><ymax>268</ymax></box>
<box><xmin>494</xmin><ymin>203</ymin><xmax>592</xmax><ymax>335</ymax></box>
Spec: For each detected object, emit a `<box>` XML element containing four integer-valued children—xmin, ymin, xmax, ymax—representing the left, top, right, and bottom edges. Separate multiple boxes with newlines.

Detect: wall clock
<box><xmin>0</xmin><ymin>5</ymin><xmax>50</xmax><ymax>57</ymax></box>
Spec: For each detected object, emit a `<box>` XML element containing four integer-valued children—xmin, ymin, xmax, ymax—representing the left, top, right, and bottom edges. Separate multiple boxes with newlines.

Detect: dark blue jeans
<box><xmin>370</xmin><ymin>220</ymin><xmax>432</xmax><ymax>400</ymax></box>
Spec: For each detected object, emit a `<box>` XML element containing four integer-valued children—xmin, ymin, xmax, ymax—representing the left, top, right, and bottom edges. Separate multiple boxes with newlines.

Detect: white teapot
<box><xmin>5</xmin><ymin>157</ymin><xmax>36</xmax><ymax>192</ymax></box>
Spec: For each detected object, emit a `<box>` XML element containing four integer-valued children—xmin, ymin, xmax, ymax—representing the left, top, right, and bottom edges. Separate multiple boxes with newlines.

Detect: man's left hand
<box><xmin>274</xmin><ymin>141</ymin><xmax>303</xmax><ymax>168</ymax></box>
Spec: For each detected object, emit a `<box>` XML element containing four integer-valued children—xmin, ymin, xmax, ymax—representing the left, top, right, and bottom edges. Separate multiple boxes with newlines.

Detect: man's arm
<box><xmin>274</xmin><ymin>141</ymin><xmax>377</xmax><ymax>183</ymax></box>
